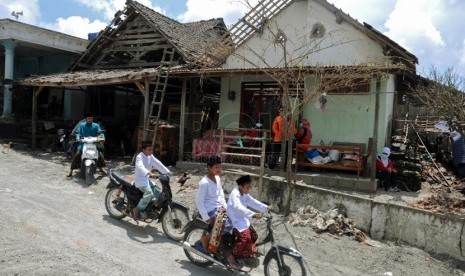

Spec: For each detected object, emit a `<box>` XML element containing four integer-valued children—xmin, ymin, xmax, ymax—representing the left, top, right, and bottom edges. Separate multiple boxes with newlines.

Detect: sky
<box><xmin>1</xmin><ymin>0</ymin><xmax>464</xmax><ymax>77</ymax></box>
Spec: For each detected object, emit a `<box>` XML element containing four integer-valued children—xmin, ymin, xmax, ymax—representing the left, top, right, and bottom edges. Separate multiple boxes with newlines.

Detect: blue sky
<box><xmin>1</xmin><ymin>0</ymin><xmax>465</xmax><ymax>77</ymax></box>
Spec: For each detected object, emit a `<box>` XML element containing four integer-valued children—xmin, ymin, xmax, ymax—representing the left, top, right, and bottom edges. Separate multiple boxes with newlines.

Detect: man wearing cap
<box><xmin>67</xmin><ymin>112</ymin><xmax>107</xmax><ymax>177</ymax></box>
<box><xmin>376</xmin><ymin>147</ymin><xmax>398</xmax><ymax>192</ymax></box>
<box><xmin>226</xmin><ymin>175</ymin><xmax>271</xmax><ymax>268</ymax></box>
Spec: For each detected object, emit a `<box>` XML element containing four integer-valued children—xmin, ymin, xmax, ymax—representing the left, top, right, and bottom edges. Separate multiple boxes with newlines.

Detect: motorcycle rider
<box><xmin>130</xmin><ymin>141</ymin><xmax>171</xmax><ymax>220</ymax></box>
<box><xmin>67</xmin><ymin>112</ymin><xmax>107</xmax><ymax>177</ymax></box>
<box><xmin>194</xmin><ymin>156</ymin><xmax>229</xmax><ymax>252</ymax></box>
<box><xmin>226</xmin><ymin>175</ymin><xmax>271</xmax><ymax>269</ymax></box>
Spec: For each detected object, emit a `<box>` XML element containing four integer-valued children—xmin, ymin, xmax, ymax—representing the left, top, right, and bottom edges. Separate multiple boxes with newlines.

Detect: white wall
<box><xmin>223</xmin><ymin>0</ymin><xmax>385</xmax><ymax>69</ymax></box>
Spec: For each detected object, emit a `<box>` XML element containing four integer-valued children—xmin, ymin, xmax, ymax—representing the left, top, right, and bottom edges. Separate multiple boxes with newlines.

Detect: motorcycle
<box><xmin>105</xmin><ymin>169</ymin><xmax>190</xmax><ymax>242</ymax></box>
<box><xmin>182</xmin><ymin>211</ymin><xmax>307</xmax><ymax>276</ymax></box>
<box><xmin>57</xmin><ymin>129</ymin><xmax>69</xmax><ymax>153</ymax></box>
<box><xmin>80</xmin><ymin>136</ymin><xmax>103</xmax><ymax>185</ymax></box>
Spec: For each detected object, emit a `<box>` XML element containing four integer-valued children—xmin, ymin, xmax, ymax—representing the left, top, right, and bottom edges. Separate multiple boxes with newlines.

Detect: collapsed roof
<box><xmin>71</xmin><ymin>0</ymin><xmax>230</xmax><ymax>70</ymax></box>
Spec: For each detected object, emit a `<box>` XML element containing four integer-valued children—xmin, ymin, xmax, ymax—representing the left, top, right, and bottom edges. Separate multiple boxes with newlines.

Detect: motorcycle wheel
<box><xmin>80</xmin><ymin>161</ymin><xmax>85</xmax><ymax>179</ymax></box>
<box><xmin>161</xmin><ymin>206</ymin><xmax>190</xmax><ymax>242</ymax></box>
<box><xmin>182</xmin><ymin>225</ymin><xmax>214</xmax><ymax>267</ymax></box>
<box><xmin>105</xmin><ymin>187</ymin><xmax>127</xmax><ymax>220</ymax></box>
<box><xmin>264</xmin><ymin>251</ymin><xmax>307</xmax><ymax>276</ymax></box>
<box><xmin>85</xmin><ymin>165</ymin><xmax>95</xmax><ymax>185</ymax></box>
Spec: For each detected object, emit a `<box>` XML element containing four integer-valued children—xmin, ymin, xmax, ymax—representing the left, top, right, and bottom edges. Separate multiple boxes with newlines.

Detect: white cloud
<box><xmin>178</xmin><ymin>0</ymin><xmax>259</xmax><ymax>24</ymax></box>
<box><xmin>0</xmin><ymin>0</ymin><xmax>41</xmax><ymax>24</ymax></box>
<box><xmin>39</xmin><ymin>0</ymin><xmax>164</xmax><ymax>40</ymax></box>
<box><xmin>43</xmin><ymin>16</ymin><xmax>107</xmax><ymax>39</ymax></box>
<box><xmin>384</xmin><ymin>0</ymin><xmax>446</xmax><ymax>48</ymax></box>
<box><xmin>74</xmin><ymin>0</ymin><xmax>163</xmax><ymax>21</ymax></box>
<box><xmin>328</xmin><ymin>0</ymin><xmax>394</xmax><ymax>27</ymax></box>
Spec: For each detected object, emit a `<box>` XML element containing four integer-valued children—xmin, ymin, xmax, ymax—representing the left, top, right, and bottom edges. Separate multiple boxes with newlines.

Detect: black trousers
<box><xmin>376</xmin><ymin>170</ymin><xmax>394</xmax><ymax>191</ymax></box>
<box><xmin>268</xmin><ymin>142</ymin><xmax>289</xmax><ymax>171</ymax></box>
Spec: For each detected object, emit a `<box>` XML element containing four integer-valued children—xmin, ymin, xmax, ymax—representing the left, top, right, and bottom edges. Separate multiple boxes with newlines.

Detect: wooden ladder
<box><xmin>144</xmin><ymin>47</ymin><xmax>176</xmax><ymax>147</ymax></box>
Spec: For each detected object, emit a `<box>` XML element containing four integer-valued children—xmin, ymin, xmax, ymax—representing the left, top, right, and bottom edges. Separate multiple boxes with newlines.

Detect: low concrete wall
<box><xmin>176</xmin><ymin>162</ymin><xmax>465</xmax><ymax>261</ymax></box>
<box><xmin>259</xmin><ymin>177</ymin><xmax>465</xmax><ymax>261</ymax></box>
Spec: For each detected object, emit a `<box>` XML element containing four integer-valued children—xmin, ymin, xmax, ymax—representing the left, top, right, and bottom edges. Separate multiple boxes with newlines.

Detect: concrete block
<box><xmin>370</xmin><ymin>203</ymin><xmax>387</xmax><ymax>240</ymax></box>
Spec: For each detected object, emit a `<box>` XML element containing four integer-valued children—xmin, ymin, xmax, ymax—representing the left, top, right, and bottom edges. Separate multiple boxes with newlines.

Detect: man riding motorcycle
<box><xmin>67</xmin><ymin>112</ymin><xmax>107</xmax><ymax>177</ymax></box>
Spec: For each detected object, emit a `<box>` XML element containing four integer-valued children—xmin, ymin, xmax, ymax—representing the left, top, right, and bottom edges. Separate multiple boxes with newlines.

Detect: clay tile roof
<box><xmin>128</xmin><ymin>0</ymin><xmax>228</xmax><ymax>66</ymax></box>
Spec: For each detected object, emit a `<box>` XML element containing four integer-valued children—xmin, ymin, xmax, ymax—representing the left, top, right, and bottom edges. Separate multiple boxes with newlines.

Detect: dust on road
<box><xmin>0</xmin><ymin>150</ymin><xmax>463</xmax><ymax>276</ymax></box>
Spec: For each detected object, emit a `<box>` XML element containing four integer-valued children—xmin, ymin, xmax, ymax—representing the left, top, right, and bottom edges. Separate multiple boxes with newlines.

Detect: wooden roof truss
<box><xmin>72</xmin><ymin>7</ymin><xmax>181</xmax><ymax>70</ymax></box>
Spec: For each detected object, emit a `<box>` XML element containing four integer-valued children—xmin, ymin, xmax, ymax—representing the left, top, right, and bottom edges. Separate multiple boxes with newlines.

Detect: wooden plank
<box><xmin>222</xmin><ymin>152</ymin><xmax>261</xmax><ymax>158</ymax></box>
<box><xmin>219</xmin><ymin>128</ymin><xmax>225</xmax><ymax>163</ymax></box>
<box><xmin>295</xmin><ymin>162</ymin><xmax>360</xmax><ymax>171</ymax></box>
<box><xmin>143</xmin><ymin>78</ymin><xmax>150</xmax><ymax>139</ymax></box>
<box><xmin>32</xmin><ymin>86</ymin><xmax>45</xmax><ymax>150</ymax></box>
<box><xmin>113</xmin><ymin>38</ymin><xmax>168</xmax><ymax>46</ymax></box>
<box><xmin>370</xmin><ymin>78</ymin><xmax>381</xmax><ymax>181</ymax></box>
<box><xmin>296</xmin><ymin>144</ymin><xmax>361</xmax><ymax>152</ymax></box>
<box><xmin>107</xmin><ymin>45</ymin><xmax>171</xmax><ymax>52</ymax></box>
<box><xmin>134</xmin><ymin>81</ymin><xmax>146</xmax><ymax>97</ymax></box>
<box><xmin>119</xmin><ymin>29</ymin><xmax>162</xmax><ymax>37</ymax></box>
<box><xmin>220</xmin><ymin>145</ymin><xmax>262</xmax><ymax>151</ymax></box>
<box><xmin>119</xmin><ymin>27</ymin><xmax>156</xmax><ymax>35</ymax></box>
<box><xmin>240</xmin><ymin>18</ymin><xmax>259</xmax><ymax>32</ymax></box>
<box><xmin>95</xmin><ymin>61</ymin><xmax>167</xmax><ymax>69</ymax></box>
<box><xmin>259</xmin><ymin>132</ymin><xmax>267</xmax><ymax>198</ymax></box>
<box><xmin>178</xmin><ymin>79</ymin><xmax>187</xmax><ymax>161</ymax></box>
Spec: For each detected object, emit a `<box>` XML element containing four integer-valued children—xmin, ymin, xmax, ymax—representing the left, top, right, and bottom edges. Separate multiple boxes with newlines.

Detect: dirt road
<box><xmin>0</xmin><ymin>150</ymin><xmax>464</xmax><ymax>276</ymax></box>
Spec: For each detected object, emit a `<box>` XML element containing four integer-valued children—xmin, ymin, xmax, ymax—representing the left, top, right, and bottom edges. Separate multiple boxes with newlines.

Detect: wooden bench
<box><xmin>295</xmin><ymin>143</ymin><xmax>364</xmax><ymax>176</ymax></box>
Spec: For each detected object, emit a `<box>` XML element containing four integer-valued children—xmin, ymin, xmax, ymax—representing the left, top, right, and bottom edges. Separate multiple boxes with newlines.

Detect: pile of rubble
<box><xmin>415</xmin><ymin>162</ymin><xmax>465</xmax><ymax>214</ymax></box>
<box><xmin>287</xmin><ymin>205</ymin><xmax>381</xmax><ymax>247</ymax></box>
<box><xmin>390</xmin><ymin>135</ymin><xmax>423</xmax><ymax>191</ymax></box>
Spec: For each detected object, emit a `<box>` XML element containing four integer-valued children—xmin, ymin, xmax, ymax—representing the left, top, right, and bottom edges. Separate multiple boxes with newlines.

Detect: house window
<box><xmin>326</xmin><ymin>78</ymin><xmax>371</xmax><ymax>94</ymax></box>
<box><xmin>240</xmin><ymin>82</ymin><xmax>282</xmax><ymax>131</ymax></box>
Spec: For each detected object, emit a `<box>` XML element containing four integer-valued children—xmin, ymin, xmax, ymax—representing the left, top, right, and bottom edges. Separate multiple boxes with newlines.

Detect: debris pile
<box><xmin>415</xmin><ymin>173</ymin><xmax>465</xmax><ymax>215</ymax></box>
<box><xmin>391</xmin><ymin>117</ymin><xmax>465</xmax><ymax>214</ymax></box>
<box><xmin>390</xmin><ymin>135</ymin><xmax>423</xmax><ymax>191</ymax></box>
<box><xmin>288</xmin><ymin>205</ymin><xmax>381</xmax><ymax>247</ymax></box>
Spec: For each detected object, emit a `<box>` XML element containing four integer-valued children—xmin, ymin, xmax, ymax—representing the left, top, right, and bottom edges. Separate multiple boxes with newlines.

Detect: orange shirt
<box><xmin>272</xmin><ymin>115</ymin><xmax>295</xmax><ymax>142</ymax></box>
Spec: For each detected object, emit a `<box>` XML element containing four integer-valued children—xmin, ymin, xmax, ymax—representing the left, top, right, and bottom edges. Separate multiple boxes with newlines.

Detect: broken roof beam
<box><xmin>70</xmin><ymin>8</ymin><xmax>138</xmax><ymax>70</ymax></box>
<box><xmin>105</xmin><ymin>44</ymin><xmax>171</xmax><ymax>52</ymax></box>
<box><xmin>240</xmin><ymin>18</ymin><xmax>259</xmax><ymax>32</ymax></box>
<box><xmin>227</xmin><ymin>0</ymin><xmax>294</xmax><ymax>47</ymax></box>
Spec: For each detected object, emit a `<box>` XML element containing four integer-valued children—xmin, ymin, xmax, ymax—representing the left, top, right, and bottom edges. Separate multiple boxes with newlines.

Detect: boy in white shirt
<box><xmin>194</xmin><ymin>156</ymin><xmax>228</xmax><ymax>252</ymax></box>
<box><xmin>226</xmin><ymin>175</ymin><xmax>271</xmax><ymax>268</ymax></box>
<box><xmin>131</xmin><ymin>141</ymin><xmax>171</xmax><ymax>220</ymax></box>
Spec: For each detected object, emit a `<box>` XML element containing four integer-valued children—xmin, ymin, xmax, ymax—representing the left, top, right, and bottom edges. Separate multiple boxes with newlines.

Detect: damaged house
<box><xmin>18</xmin><ymin>0</ymin><xmax>230</xmax><ymax>163</ymax></box>
<box><xmin>15</xmin><ymin>0</ymin><xmax>441</xmax><ymax>192</ymax></box>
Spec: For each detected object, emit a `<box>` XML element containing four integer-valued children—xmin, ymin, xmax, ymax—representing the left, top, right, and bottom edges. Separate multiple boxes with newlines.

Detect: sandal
<box><xmin>227</xmin><ymin>257</ymin><xmax>241</xmax><ymax>270</ymax></box>
<box><xmin>130</xmin><ymin>210</ymin><xmax>140</xmax><ymax>222</ymax></box>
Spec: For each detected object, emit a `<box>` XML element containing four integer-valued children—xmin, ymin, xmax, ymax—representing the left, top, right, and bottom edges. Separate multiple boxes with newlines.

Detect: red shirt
<box><xmin>376</xmin><ymin>156</ymin><xmax>394</xmax><ymax>172</ymax></box>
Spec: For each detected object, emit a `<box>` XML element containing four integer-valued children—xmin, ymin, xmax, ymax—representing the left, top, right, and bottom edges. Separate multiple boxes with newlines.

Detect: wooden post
<box><xmin>370</xmin><ymin>78</ymin><xmax>381</xmax><ymax>182</ymax></box>
<box><xmin>259</xmin><ymin>132</ymin><xmax>267</xmax><ymax>197</ymax></box>
<box><xmin>219</xmin><ymin>128</ymin><xmax>224</xmax><ymax>162</ymax></box>
<box><xmin>32</xmin><ymin>86</ymin><xmax>44</xmax><ymax>150</ymax></box>
<box><xmin>178</xmin><ymin>79</ymin><xmax>187</xmax><ymax>161</ymax></box>
<box><xmin>143</xmin><ymin>78</ymin><xmax>150</xmax><ymax>139</ymax></box>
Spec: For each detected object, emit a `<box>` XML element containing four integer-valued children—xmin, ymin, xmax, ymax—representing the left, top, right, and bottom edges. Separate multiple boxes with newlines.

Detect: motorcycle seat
<box><xmin>111</xmin><ymin>170</ymin><xmax>134</xmax><ymax>187</ymax></box>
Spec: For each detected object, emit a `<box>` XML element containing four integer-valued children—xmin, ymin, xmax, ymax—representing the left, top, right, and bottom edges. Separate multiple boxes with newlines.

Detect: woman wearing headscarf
<box><xmin>376</xmin><ymin>147</ymin><xmax>398</xmax><ymax>192</ymax></box>
<box><xmin>295</xmin><ymin>118</ymin><xmax>312</xmax><ymax>145</ymax></box>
